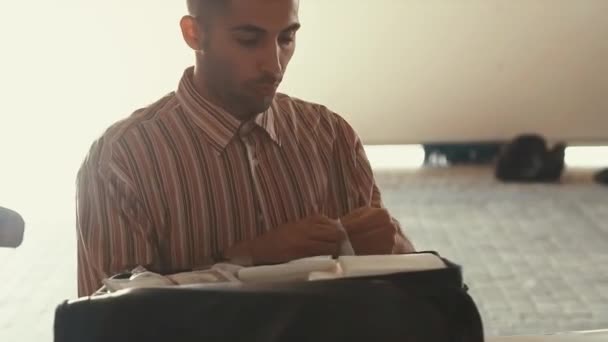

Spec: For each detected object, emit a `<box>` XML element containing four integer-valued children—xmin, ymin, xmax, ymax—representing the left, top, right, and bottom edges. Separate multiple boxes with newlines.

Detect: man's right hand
<box><xmin>224</xmin><ymin>214</ymin><xmax>346</xmax><ymax>265</ymax></box>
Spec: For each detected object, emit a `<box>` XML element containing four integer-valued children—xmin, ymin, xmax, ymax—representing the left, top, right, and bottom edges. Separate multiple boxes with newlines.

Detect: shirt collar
<box><xmin>175</xmin><ymin>67</ymin><xmax>281</xmax><ymax>152</ymax></box>
<box><xmin>254</xmin><ymin>103</ymin><xmax>281</xmax><ymax>146</ymax></box>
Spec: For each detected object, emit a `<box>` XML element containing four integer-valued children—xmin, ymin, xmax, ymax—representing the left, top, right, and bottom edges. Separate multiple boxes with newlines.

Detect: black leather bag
<box><xmin>54</xmin><ymin>255</ymin><xmax>484</xmax><ymax>342</ymax></box>
<box><xmin>495</xmin><ymin>134</ymin><xmax>566</xmax><ymax>183</ymax></box>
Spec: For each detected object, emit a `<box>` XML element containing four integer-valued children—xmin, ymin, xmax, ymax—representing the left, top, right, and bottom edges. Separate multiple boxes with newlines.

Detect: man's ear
<box><xmin>180</xmin><ymin>15</ymin><xmax>205</xmax><ymax>51</ymax></box>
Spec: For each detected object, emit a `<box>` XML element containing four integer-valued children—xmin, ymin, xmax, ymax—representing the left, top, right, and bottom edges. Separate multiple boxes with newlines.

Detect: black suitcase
<box><xmin>54</xmin><ymin>254</ymin><xmax>484</xmax><ymax>342</ymax></box>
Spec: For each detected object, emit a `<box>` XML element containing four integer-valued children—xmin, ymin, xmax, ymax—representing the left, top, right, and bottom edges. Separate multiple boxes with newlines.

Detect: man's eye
<box><xmin>278</xmin><ymin>36</ymin><xmax>295</xmax><ymax>46</ymax></box>
<box><xmin>279</xmin><ymin>37</ymin><xmax>294</xmax><ymax>45</ymax></box>
<box><xmin>236</xmin><ymin>38</ymin><xmax>259</xmax><ymax>48</ymax></box>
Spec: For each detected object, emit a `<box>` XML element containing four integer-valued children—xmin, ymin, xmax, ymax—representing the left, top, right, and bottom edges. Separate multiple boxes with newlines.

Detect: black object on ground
<box><xmin>424</xmin><ymin>142</ymin><xmax>503</xmax><ymax>165</ymax></box>
<box><xmin>595</xmin><ymin>169</ymin><xmax>608</xmax><ymax>185</ymax></box>
<box><xmin>495</xmin><ymin>134</ymin><xmax>566</xmax><ymax>183</ymax></box>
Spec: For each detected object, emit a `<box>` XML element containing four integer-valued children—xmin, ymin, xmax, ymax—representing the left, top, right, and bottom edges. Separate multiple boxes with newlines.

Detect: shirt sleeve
<box><xmin>330</xmin><ymin>112</ymin><xmax>415</xmax><ymax>253</ymax></box>
<box><xmin>76</xmin><ymin>139</ymin><xmax>159</xmax><ymax>296</ymax></box>
<box><xmin>330</xmin><ymin>111</ymin><xmax>379</xmax><ymax>209</ymax></box>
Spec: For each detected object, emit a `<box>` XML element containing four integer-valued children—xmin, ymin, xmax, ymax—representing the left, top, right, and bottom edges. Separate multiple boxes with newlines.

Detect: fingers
<box><xmin>342</xmin><ymin>208</ymin><xmax>393</xmax><ymax>235</ymax></box>
<box><xmin>350</xmin><ymin>228</ymin><xmax>397</xmax><ymax>255</ymax></box>
<box><xmin>304</xmin><ymin>239</ymin><xmax>341</xmax><ymax>257</ymax></box>
<box><xmin>306</xmin><ymin>214</ymin><xmax>337</xmax><ymax>225</ymax></box>
<box><xmin>306</xmin><ymin>221</ymin><xmax>346</xmax><ymax>242</ymax></box>
<box><xmin>339</xmin><ymin>207</ymin><xmax>369</xmax><ymax>227</ymax></box>
<box><xmin>298</xmin><ymin>214</ymin><xmax>345</xmax><ymax>242</ymax></box>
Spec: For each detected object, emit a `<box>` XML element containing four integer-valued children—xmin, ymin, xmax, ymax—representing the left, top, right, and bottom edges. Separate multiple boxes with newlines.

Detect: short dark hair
<box><xmin>187</xmin><ymin>0</ymin><xmax>229</xmax><ymax>21</ymax></box>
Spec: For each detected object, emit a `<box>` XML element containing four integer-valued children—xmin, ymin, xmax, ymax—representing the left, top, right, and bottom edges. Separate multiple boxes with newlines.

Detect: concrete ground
<box><xmin>1</xmin><ymin>166</ymin><xmax>607</xmax><ymax>340</ymax></box>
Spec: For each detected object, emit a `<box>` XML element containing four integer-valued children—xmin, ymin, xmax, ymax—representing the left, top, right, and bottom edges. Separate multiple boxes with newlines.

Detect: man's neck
<box><xmin>192</xmin><ymin>66</ymin><xmax>252</xmax><ymax>122</ymax></box>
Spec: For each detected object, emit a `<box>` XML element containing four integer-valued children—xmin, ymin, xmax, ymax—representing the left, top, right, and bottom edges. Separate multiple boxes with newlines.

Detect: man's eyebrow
<box><xmin>230</xmin><ymin>25</ymin><xmax>266</xmax><ymax>34</ymax></box>
<box><xmin>282</xmin><ymin>23</ymin><xmax>301</xmax><ymax>33</ymax></box>
<box><xmin>230</xmin><ymin>23</ymin><xmax>301</xmax><ymax>34</ymax></box>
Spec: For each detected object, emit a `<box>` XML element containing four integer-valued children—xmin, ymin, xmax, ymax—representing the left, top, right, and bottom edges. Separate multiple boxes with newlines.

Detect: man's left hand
<box><xmin>340</xmin><ymin>207</ymin><xmax>397</xmax><ymax>255</ymax></box>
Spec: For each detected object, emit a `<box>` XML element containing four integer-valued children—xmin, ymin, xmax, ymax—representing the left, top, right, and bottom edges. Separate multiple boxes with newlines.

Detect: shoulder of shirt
<box><xmin>79</xmin><ymin>92</ymin><xmax>178</xmax><ymax>179</ymax></box>
<box><xmin>274</xmin><ymin>92</ymin><xmax>359</xmax><ymax>139</ymax></box>
<box><xmin>274</xmin><ymin>93</ymin><xmax>356</xmax><ymax>131</ymax></box>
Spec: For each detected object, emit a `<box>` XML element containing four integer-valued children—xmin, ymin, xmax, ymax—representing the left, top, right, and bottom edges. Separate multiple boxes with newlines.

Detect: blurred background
<box><xmin>1</xmin><ymin>0</ymin><xmax>607</xmax><ymax>340</ymax></box>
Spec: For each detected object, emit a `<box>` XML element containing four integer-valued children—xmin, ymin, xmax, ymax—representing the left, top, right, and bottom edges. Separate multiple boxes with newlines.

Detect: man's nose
<box><xmin>258</xmin><ymin>42</ymin><xmax>283</xmax><ymax>77</ymax></box>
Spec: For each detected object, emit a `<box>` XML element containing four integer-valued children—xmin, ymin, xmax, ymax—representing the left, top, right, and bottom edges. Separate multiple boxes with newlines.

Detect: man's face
<box><xmin>199</xmin><ymin>0</ymin><xmax>300</xmax><ymax>119</ymax></box>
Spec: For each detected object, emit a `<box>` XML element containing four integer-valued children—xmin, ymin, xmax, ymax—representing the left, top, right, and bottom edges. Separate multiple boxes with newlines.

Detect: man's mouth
<box><xmin>253</xmin><ymin>83</ymin><xmax>279</xmax><ymax>96</ymax></box>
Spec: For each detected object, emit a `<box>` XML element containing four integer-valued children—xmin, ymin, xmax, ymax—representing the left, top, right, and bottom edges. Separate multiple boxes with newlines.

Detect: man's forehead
<box><xmin>221</xmin><ymin>0</ymin><xmax>300</xmax><ymax>31</ymax></box>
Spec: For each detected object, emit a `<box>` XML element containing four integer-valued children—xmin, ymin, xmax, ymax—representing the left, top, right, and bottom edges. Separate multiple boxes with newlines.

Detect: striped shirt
<box><xmin>76</xmin><ymin>67</ymin><xmax>405</xmax><ymax>296</ymax></box>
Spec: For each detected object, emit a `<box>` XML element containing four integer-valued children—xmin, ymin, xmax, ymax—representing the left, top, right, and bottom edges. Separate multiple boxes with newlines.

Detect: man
<box><xmin>76</xmin><ymin>0</ymin><xmax>415</xmax><ymax>296</ymax></box>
